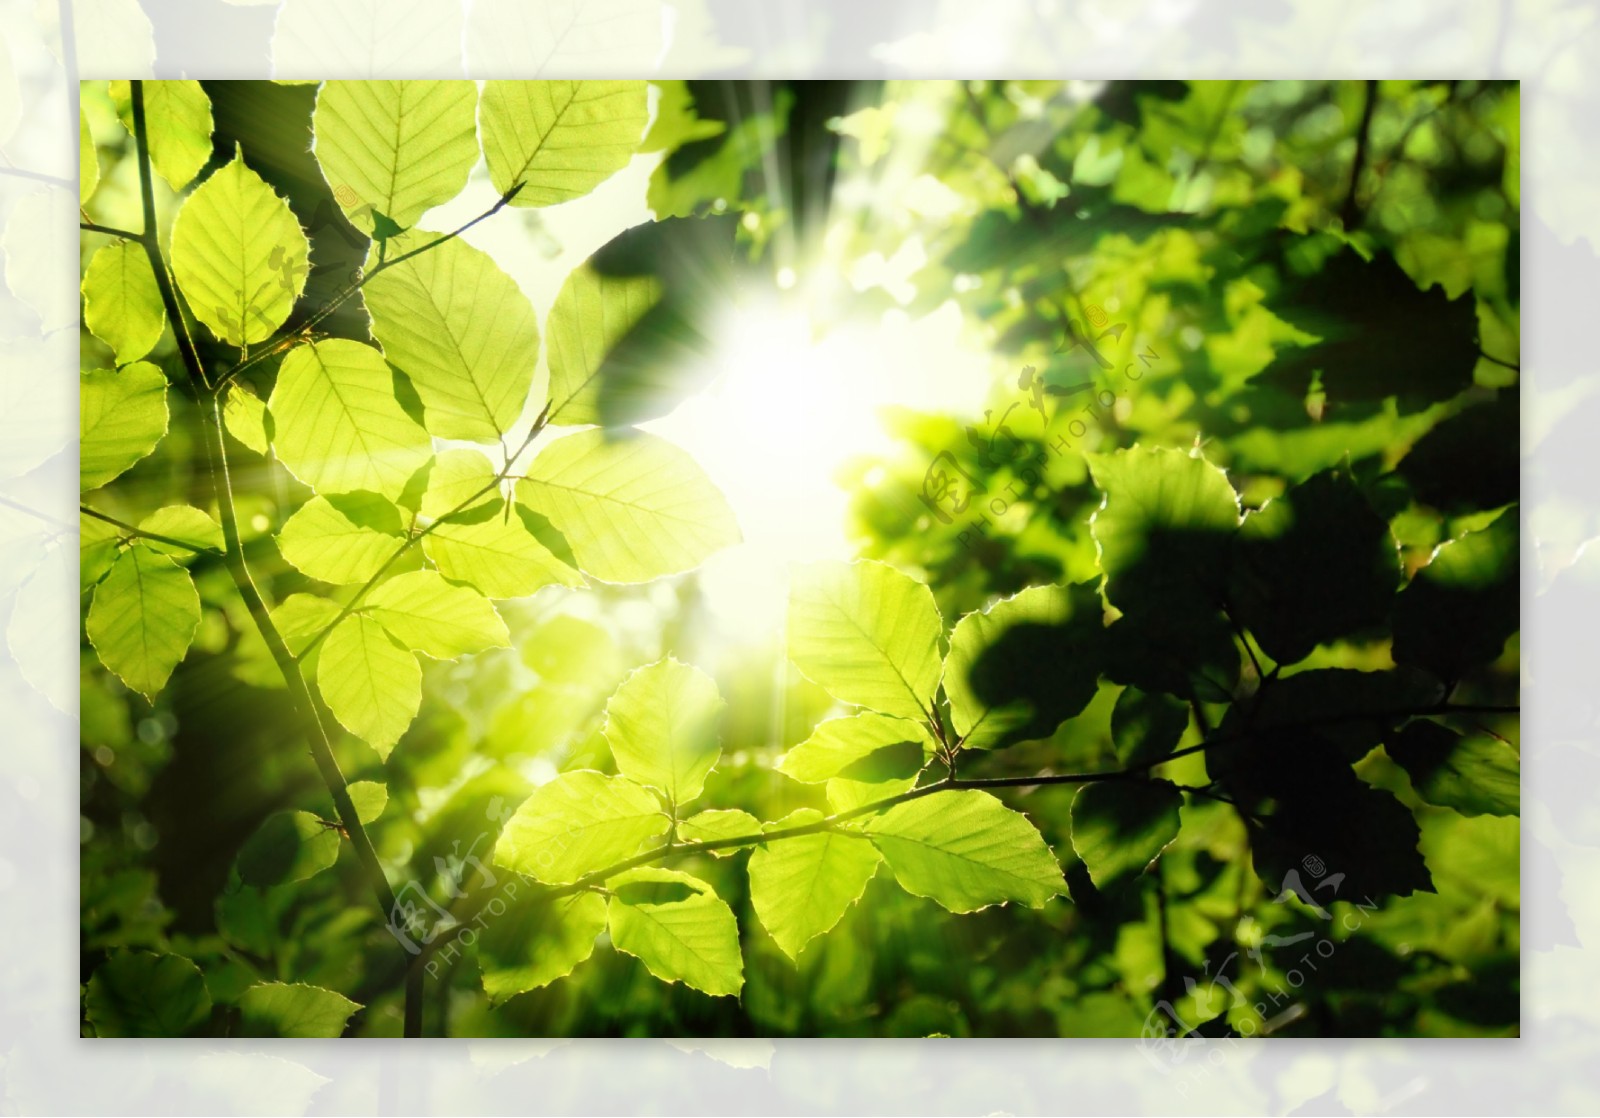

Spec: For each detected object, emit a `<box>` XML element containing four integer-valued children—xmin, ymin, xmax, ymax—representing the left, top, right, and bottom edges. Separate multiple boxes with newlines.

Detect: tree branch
<box><xmin>127</xmin><ymin>81</ymin><xmax>422</xmax><ymax>1038</ymax></box>
<box><xmin>1340</xmin><ymin>79</ymin><xmax>1380</xmax><ymax>230</ymax></box>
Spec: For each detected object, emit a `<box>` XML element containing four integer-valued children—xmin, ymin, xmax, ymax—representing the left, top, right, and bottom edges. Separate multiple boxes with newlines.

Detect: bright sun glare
<box><xmin>645</xmin><ymin>289</ymin><xmax>990</xmax><ymax>645</ymax></box>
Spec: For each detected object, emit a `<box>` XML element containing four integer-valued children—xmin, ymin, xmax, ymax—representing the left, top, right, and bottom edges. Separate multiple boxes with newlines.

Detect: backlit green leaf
<box><xmin>864</xmin><ymin>790</ymin><xmax>1064</xmax><ymax>912</ymax></box>
<box><xmin>420</xmin><ymin>448</ymin><xmax>499</xmax><ymax>520</ymax></box>
<box><xmin>480</xmin><ymin>80</ymin><xmax>649</xmax><ymax>206</ymax></box>
<box><xmin>778</xmin><ymin>712</ymin><xmax>932</xmax><ymax>783</ymax></box>
<box><xmin>750</xmin><ymin>809</ymin><xmax>881</xmax><ymax>960</ymax></box>
<box><xmin>138</xmin><ymin>505</ymin><xmax>223</xmax><ymax>557</ymax></box>
<box><xmin>312</xmin><ymin>81</ymin><xmax>478</xmax><ymax>234</ymax></box>
<box><xmin>236</xmin><ymin>982</ymin><xmax>359</xmax><ymax>1038</ymax></box>
<box><xmin>364</xmin><ymin>230</ymin><xmax>540</xmax><ymax>442</ymax></box>
<box><xmin>479</xmin><ymin>891</ymin><xmax>607</xmax><ymax>1005</ymax></box>
<box><xmin>80</xmin><ymin>362</ymin><xmax>169</xmax><ymax>491</ymax></box>
<box><xmin>86</xmin><ymin>546</ymin><xmax>200</xmax><ymax>701</ymax></box>
<box><xmin>267</xmin><ymin>339</ymin><xmax>432</xmax><ymax>500</ymax></box>
<box><xmin>1392</xmin><ymin>507</ymin><xmax>1519</xmax><ymax>679</ymax></box>
<box><xmin>787</xmin><ymin>560</ymin><xmax>943</xmax><ymax>721</ymax></box>
<box><xmin>366</xmin><ymin>569</ymin><xmax>510</xmax><ymax>659</ymax></box>
<box><xmin>85</xmin><ymin>950</ymin><xmax>210</xmax><ymax>1037</ymax></box>
<box><xmin>602</xmin><ymin>657</ymin><xmax>724</xmax><ymax>806</ymax></box>
<box><xmin>678</xmin><ymin>808</ymin><xmax>761</xmax><ymax>854</ymax></box>
<box><xmin>1069</xmin><ymin>780</ymin><xmax>1184</xmax><ymax>887</ymax></box>
<box><xmin>81</xmin><ymin>240</ymin><xmax>165</xmax><ymax>363</ymax></box>
<box><xmin>422</xmin><ymin>503</ymin><xmax>582</xmax><ymax>598</ymax></box>
<box><xmin>516</xmin><ymin>428</ymin><xmax>740</xmax><ymax>584</ymax></box>
<box><xmin>1111</xmin><ymin>687</ymin><xmax>1189</xmax><ymax>768</ymax></box>
<box><xmin>171</xmin><ymin>152</ymin><xmax>308</xmax><ymax>346</ymax></box>
<box><xmin>222</xmin><ymin>383</ymin><xmax>270</xmax><ymax>455</ymax></box>
<box><xmin>346</xmin><ymin>780</ymin><xmax>388</xmax><ymax>824</ymax></box>
<box><xmin>110</xmin><ymin>79</ymin><xmax>213</xmax><ymax>192</ymax></box>
<box><xmin>496</xmin><ymin>770</ymin><xmax>668</xmax><ymax>885</ymax></box>
<box><xmin>317</xmin><ymin>614</ymin><xmax>421</xmax><ymax>758</ymax></box>
<box><xmin>605</xmin><ymin>866</ymin><xmax>743</xmax><ymax>996</ymax></box>
<box><xmin>545</xmin><ymin>260</ymin><xmax>662</xmax><ymax>425</ymax></box>
<box><xmin>276</xmin><ymin>493</ymin><xmax>404</xmax><ymax>584</ymax></box>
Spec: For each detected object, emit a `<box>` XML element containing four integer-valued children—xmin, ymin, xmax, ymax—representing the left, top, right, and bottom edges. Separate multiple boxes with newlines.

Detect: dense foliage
<box><xmin>79</xmin><ymin>79</ymin><xmax>1518</xmax><ymax>1039</ymax></box>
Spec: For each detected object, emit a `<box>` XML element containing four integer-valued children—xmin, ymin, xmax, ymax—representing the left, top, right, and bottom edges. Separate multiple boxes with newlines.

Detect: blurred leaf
<box><xmin>235</xmin><ymin>811</ymin><xmax>341</xmax><ymax>888</ymax></box>
<box><xmin>1395</xmin><ymin>393</ymin><xmax>1519</xmax><ymax>515</ymax></box>
<box><xmin>479</xmin><ymin>891</ymin><xmax>607</xmax><ymax>1005</ymax></box>
<box><xmin>1111</xmin><ymin>687</ymin><xmax>1189</xmax><ymax>768</ymax></box>
<box><xmin>1392</xmin><ymin>507</ymin><xmax>1519</xmax><ymax>679</ymax></box>
<box><xmin>85</xmin><ymin>950</ymin><xmax>210</xmax><ymax>1037</ymax></box>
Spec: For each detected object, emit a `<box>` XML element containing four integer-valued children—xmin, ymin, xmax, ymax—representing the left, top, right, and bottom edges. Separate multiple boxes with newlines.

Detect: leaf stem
<box><xmin>126</xmin><ymin>81</ymin><xmax>422</xmax><ymax>1038</ymax></box>
<box><xmin>80</xmin><ymin>220</ymin><xmax>141</xmax><ymax>239</ymax></box>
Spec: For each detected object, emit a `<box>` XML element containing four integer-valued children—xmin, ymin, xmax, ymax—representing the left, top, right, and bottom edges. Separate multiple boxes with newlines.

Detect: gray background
<box><xmin>3</xmin><ymin>0</ymin><xmax>1585</xmax><ymax>1112</ymax></box>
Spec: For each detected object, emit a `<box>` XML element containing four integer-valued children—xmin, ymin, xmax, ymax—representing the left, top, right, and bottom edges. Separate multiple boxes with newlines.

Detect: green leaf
<box><xmin>863</xmin><ymin>790</ymin><xmax>1064</xmax><ymax>913</ymax></box>
<box><xmin>271</xmin><ymin>593</ymin><xmax>344</xmax><ymax>657</ymax></box>
<box><xmin>81</xmin><ymin>240</ymin><xmax>165</xmax><ymax>363</ymax></box>
<box><xmin>138</xmin><ymin>505</ymin><xmax>223</xmax><ymax>557</ymax></box>
<box><xmin>1069</xmin><ymin>780</ymin><xmax>1184</xmax><ymax>887</ymax></box>
<box><xmin>223</xmin><ymin>383</ymin><xmax>270</xmax><ymax>455</ymax></box>
<box><xmin>605</xmin><ymin>866</ymin><xmax>743</xmax><ymax>996</ymax></box>
<box><xmin>516</xmin><ymin>428</ymin><xmax>740</xmax><ymax>584</ymax></box>
<box><xmin>545</xmin><ymin>259</ymin><xmax>663</xmax><ymax>425</ymax></box>
<box><xmin>945</xmin><ymin>582</ymin><xmax>1102</xmax><ymax>749</ymax></box>
<box><xmin>678</xmin><ymin>808</ymin><xmax>761</xmax><ymax>854</ymax></box>
<box><xmin>1395</xmin><ymin>392</ymin><xmax>1519</xmax><ymax>516</ymax></box>
<box><xmin>479</xmin><ymin>891</ymin><xmax>608</xmax><ymax>1005</ymax></box>
<box><xmin>80</xmin><ymin>106</ymin><xmax>98</xmax><ymax>203</ymax></box>
<box><xmin>1089</xmin><ymin>445</ymin><xmax>1240</xmax><ymax>624</ymax></box>
<box><xmin>84</xmin><ymin>950</ymin><xmax>210</xmax><ymax>1037</ymax></box>
<box><xmin>1392</xmin><ymin>507</ymin><xmax>1519</xmax><ymax>679</ymax></box>
<box><xmin>1111</xmin><ymin>687</ymin><xmax>1189</xmax><ymax>768</ymax></box>
<box><xmin>1262</xmin><ymin>244</ymin><xmax>1480</xmax><ymax>410</ymax></box>
<box><xmin>1387</xmin><ymin>720</ymin><xmax>1519</xmax><ymax>818</ymax></box>
<box><xmin>363</xmin><ymin>230</ymin><xmax>540</xmax><ymax>443</ymax></box>
<box><xmin>312</xmin><ymin>80</ymin><xmax>478</xmax><ymax>234</ymax></box>
<box><xmin>496</xmin><ymin>770</ymin><xmax>668</xmax><ymax>885</ymax></box>
<box><xmin>366</xmin><ymin>569</ymin><xmax>510</xmax><ymax>659</ymax></box>
<box><xmin>786</xmin><ymin>560</ymin><xmax>943</xmax><ymax>721</ymax></box>
<box><xmin>276</xmin><ymin>493</ymin><xmax>404</xmax><ymax>584</ymax></box>
<box><xmin>267</xmin><ymin>339</ymin><xmax>432</xmax><ymax>501</ymax></box>
<box><xmin>317</xmin><ymin>614</ymin><xmax>421</xmax><ymax>758</ymax></box>
<box><xmin>480</xmin><ymin>80</ymin><xmax>649</xmax><ymax>206</ymax></box>
<box><xmin>235</xmin><ymin>810</ymin><xmax>341</xmax><ymax>888</ymax></box>
<box><xmin>749</xmin><ymin>808</ymin><xmax>881</xmax><ymax>960</ymax></box>
<box><xmin>602</xmin><ymin>657</ymin><xmax>724</xmax><ymax>806</ymax></box>
<box><xmin>1229</xmin><ymin>469</ymin><xmax>1400</xmax><ymax>665</ymax></box>
<box><xmin>422</xmin><ymin>503</ymin><xmax>582</xmax><ymax>598</ymax></box>
<box><xmin>80</xmin><ymin>362</ymin><xmax>169</xmax><ymax>491</ymax></box>
<box><xmin>80</xmin><ymin>511</ymin><xmax>121</xmax><ymax>589</ymax></box>
<box><xmin>420</xmin><ymin>448</ymin><xmax>498</xmax><ymax>520</ymax></box>
<box><xmin>778</xmin><ymin>712</ymin><xmax>932</xmax><ymax>783</ymax></box>
<box><xmin>171</xmin><ymin>152</ymin><xmax>309</xmax><ymax>346</ymax></box>
<box><xmin>236</xmin><ymin>982</ymin><xmax>359</xmax><ymax>1038</ymax></box>
<box><xmin>86</xmin><ymin>547</ymin><xmax>200</xmax><ymax>701</ymax></box>
<box><xmin>110</xmin><ymin>79</ymin><xmax>213</xmax><ymax>192</ymax></box>
<box><xmin>347</xmin><ymin>780</ymin><xmax>388</xmax><ymax>824</ymax></box>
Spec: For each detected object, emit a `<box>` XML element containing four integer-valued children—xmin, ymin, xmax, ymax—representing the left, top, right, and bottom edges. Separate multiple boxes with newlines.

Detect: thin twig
<box><xmin>1340</xmin><ymin>79</ymin><xmax>1380</xmax><ymax>229</ymax></box>
<box><xmin>80</xmin><ymin>221</ymin><xmax>140</xmax><ymax>239</ymax></box>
